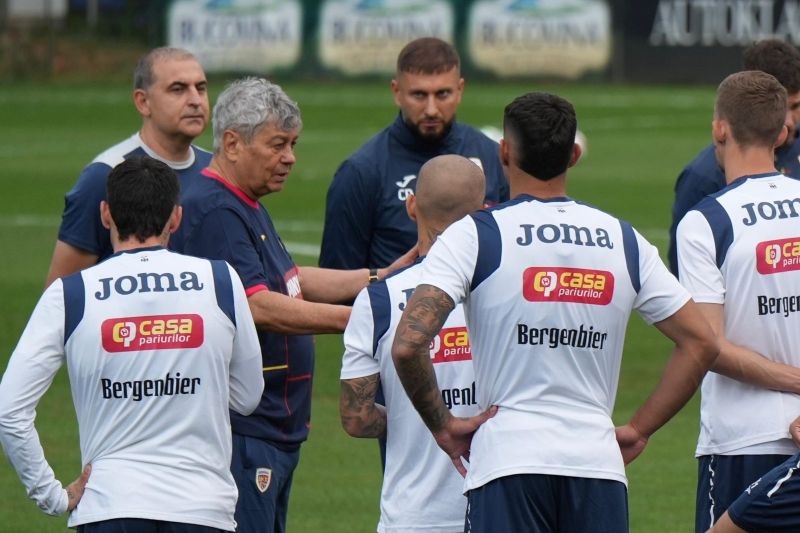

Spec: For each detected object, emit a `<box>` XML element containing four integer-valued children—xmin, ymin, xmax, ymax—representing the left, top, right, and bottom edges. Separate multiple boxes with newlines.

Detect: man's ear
<box><xmin>391</xmin><ymin>78</ymin><xmax>401</xmax><ymax>108</ymax></box>
<box><xmin>775</xmin><ymin>123</ymin><xmax>789</xmax><ymax>149</ymax></box>
<box><xmin>712</xmin><ymin>118</ymin><xmax>727</xmax><ymax>145</ymax></box>
<box><xmin>167</xmin><ymin>206</ymin><xmax>182</xmax><ymax>235</ymax></box>
<box><xmin>133</xmin><ymin>88</ymin><xmax>149</xmax><ymax>117</ymax></box>
<box><xmin>499</xmin><ymin>137</ymin><xmax>510</xmax><ymax>167</ymax></box>
<box><xmin>222</xmin><ymin>130</ymin><xmax>242</xmax><ymax>163</ymax></box>
<box><xmin>100</xmin><ymin>201</ymin><xmax>113</xmax><ymax>230</ymax></box>
<box><xmin>406</xmin><ymin>192</ymin><xmax>417</xmax><ymax>221</ymax></box>
<box><xmin>567</xmin><ymin>143</ymin><xmax>582</xmax><ymax>169</ymax></box>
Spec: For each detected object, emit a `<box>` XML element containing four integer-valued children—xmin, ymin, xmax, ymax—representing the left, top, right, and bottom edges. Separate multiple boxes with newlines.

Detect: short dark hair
<box><xmin>503</xmin><ymin>92</ymin><xmax>577</xmax><ymax>181</ymax></box>
<box><xmin>396</xmin><ymin>37</ymin><xmax>460</xmax><ymax>75</ymax></box>
<box><xmin>743</xmin><ymin>39</ymin><xmax>800</xmax><ymax>94</ymax></box>
<box><xmin>716</xmin><ymin>70</ymin><xmax>787</xmax><ymax>149</ymax></box>
<box><xmin>106</xmin><ymin>156</ymin><xmax>179</xmax><ymax>242</ymax></box>
<box><xmin>133</xmin><ymin>47</ymin><xmax>197</xmax><ymax>91</ymax></box>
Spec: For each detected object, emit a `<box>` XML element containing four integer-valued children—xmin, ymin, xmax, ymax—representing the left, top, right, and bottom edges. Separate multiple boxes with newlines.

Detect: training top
<box><xmin>342</xmin><ymin>258</ymin><xmax>478</xmax><ymax>532</ymax></box>
<box><xmin>319</xmin><ymin>115</ymin><xmax>509</xmax><ymax>270</ymax></box>
<box><xmin>58</xmin><ymin>133</ymin><xmax>212</xmax><ymax>260</ymax></box>
<box><xmin>677</xmin><ymin>172</ymin><xmax>800</xmax><ymax>457</ymax></box>
<box><xmin>418</xmin><ymin>195</ymin><xmax>690</xmax><ymax>492</ymax></box>
<box><xmin>667</xmin><ymin>138</ymin><xmax>800</xmax><ymax>275</ymax></box>
<box><xmin>0</xmin><ymin>247</ymin><xmax>263</xmax><ymax>529</ymax></box>
<box><xmin>171</xmin><ymin>169</ymin><xmax>315</xmax><ymax>450</ymax></box>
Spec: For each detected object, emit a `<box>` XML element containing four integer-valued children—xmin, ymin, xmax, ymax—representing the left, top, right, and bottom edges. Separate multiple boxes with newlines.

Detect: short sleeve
<box><xmin>341</xmin><ymin>288</ymin><xmax>381</xmax><ymax>380</ymax></box>
<box><xmin>632</xmin><ymin>229</ymin><xmax>692</xmax><ymax>324</ymax></box>
<box><xmin>181</xmin><ymin>208</ymin><xmax>268</xmax><ymax>294</ymax></box>
<box><xmin>677</xmin><ymin>210</ymin><xmax>725</xmax><ymax>304</ymax></box>
<box><xmin>58</xmin><ymin>163</ymin><xmax>112</xmax><ymax>256</ymax></box>
<box><xmin>419</xmin><ymin>216</ymin><xmax>479</xmax><ymax>306</ymax></box>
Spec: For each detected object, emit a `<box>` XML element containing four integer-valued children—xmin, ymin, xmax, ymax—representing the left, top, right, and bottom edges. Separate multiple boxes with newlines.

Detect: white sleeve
<box><xmin>226</xmin><ymin>263</ymin><xmax>265</xmax><ymax>415</ymax></box>
<box><xmin>419</xmin><ymin>216</ymin><xmax>478</xmax><ymax>306</ymax></box>
<box><xmin>0</xmin><ymin>281</ymin><xmax>69</xmax><ymax>516</ymax></box>
<box><xmin>677</xmin><ymin>210</ymin><xmax>725</xmax><ymax>304</ymax></box>
<box><xmin>633</xmin><ymin>229</ymin><xmax>692</xmax><ymax>324</ymax></box>
<box><xmin>341</xmin><ymin>287</ymin><xmax>380</xmax><ymax>380</ymax></box>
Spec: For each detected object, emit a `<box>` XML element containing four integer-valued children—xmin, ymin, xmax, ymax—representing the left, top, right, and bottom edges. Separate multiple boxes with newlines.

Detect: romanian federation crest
<box><xmin>256</xmin><ymin>467</ymin><xmax>272</xmax><ymax>493</ymax></box>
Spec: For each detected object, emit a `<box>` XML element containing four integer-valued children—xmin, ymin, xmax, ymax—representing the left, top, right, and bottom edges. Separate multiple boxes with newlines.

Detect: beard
<box><xmin>404</xmin><ymin>116</ymin><xmax>454</xmax><ymax>145</ymax></box>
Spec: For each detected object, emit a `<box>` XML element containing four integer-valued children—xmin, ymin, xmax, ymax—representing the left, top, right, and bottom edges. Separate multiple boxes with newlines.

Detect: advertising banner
<box><xmin>467</xmin><ymin>0</ymin><xmax>612</xmax><ymax>78</ymax></box>
<box><xmin>167</xmin><ymin>0</ymin><xmax>303</xmax><ymax>74</ymax></box>
<box><xmin>318</xmin><ymin>0</ymin><xmax>455</xmax><ymax>75</ymax></box>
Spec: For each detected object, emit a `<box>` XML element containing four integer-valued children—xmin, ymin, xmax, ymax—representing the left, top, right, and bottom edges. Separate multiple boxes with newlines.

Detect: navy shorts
<box><xmin>466</xmin><ymin>474</ymin><xmax>628</xmax><ymax>533</ymax></box>
<box><xmin>230</xmin><ymin>434</ymin><xmax>300</xmax><ymax>533</ymax></box>
<box><xmin>695</xmin><ymin>454</ymin><xmax>790</xmax><ymax>532</ymax></box>
<box><xmin>77</xmin><ymin>518</ymin><xmax>227</xmax><ymax>533</ymax></box>
<box><xmin>727</xmin><ymin>453</ymin><xmax>800</xmax><ymax>533</ymax></box>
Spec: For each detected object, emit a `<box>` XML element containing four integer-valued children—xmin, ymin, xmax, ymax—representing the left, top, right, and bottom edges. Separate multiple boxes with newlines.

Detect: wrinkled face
<box><xmin>138</xmin><ymin>57</ymin><xmax>209</xmax><ymax>142</ymax></box>
<box><xmin>783</xmin><ymin>91</ymin><xmax>800</xmax><ymax>147</ymax></box>
<box><xmin>392</xmin><ymin>68</ymin><xmax>464</xmax><ymax>143</ymax></box>
<box><xmin>235</xmin><ymin>123</ymin><xmax>299</xmax><ymax>198</ymax></box>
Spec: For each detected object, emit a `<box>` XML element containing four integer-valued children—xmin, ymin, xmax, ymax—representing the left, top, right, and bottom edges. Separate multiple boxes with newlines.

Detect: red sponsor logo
<box><xmin>429</xmin><ymin>327</ymin><xmax>472</xmax><ymax>363</ymax></box>
<box><xmin>756</xmin><ymin>237</ymin><xmax>800</xmax><ymax>274</ymax></box>
<box><xmin>522</xmin><ymin>267</ymin><xmax>614</xmax><ymax>305</ymax></box>
<box><xmin>101</xmin><ymin>314</ymin><xmax>204</xmax><ymax>353</ymax></box>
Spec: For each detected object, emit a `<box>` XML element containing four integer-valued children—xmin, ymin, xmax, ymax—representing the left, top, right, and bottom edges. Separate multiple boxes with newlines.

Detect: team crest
<box><xmin>256</xmin><ymin>467</ymin><xmax>272</xmax><ymax>493</ymax></box>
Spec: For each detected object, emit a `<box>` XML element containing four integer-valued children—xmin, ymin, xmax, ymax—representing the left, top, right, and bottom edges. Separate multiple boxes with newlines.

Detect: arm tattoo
<box><xmin>340</xmin><ymin>374</ymin><xmax>386</xmax><ymax>438</ymax></box>
<box><xmin>393</xmin><ymin>284</ymin><xmax>455</xmax><ymax>433</ymax></box>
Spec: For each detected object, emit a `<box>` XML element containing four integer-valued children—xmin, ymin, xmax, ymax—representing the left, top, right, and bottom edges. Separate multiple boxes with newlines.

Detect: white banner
<box><xmin>167</xmin><ymin>0</ymin><xmax>303</xmax><ymax>74</ymax></box>
<box><xmin>318</xmin><ymin>0</ymin><xmax>455</xmax><ymax>76</ymax></box>
<box><xmin>468</xmin><ymin>0</ymin><xmax>611</xmax><ymax>79</ymax></box>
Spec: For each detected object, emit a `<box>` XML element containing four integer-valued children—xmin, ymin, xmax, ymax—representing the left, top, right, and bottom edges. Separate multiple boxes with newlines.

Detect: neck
<box><xmin>417</xmin><ymin>222</ymin><xmax>445</xmax><ymax>256</ymax></box>
<box><xmin>139</xmin><ymin>125</ymin><xmax>192</xmax><ymax>161</ymax></box>
<box><xmin>721</xmin><ymin>145</ymin><xmax>778</xmax><ymax>185</ymax></box>
<box><xmin>508</xmin><ymin>169</ymin><xmax>567</xmax><ymax>199</ymax></box>
<box><xmin>112</xmin><ymin>235</ymin><xmax>167</xmax><ymax>253</ymax></box>
<box><xmin>208</xmin><ymin>157</ymin><xmax>256</xmax><ymax>200</ymax></box>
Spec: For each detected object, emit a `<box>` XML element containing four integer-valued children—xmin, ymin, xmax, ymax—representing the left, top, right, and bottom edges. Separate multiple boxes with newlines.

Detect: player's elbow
<box><xmin>339</xmin><ymin>408</ymin><xmax>370</xmax><ymax>438</ymax></box>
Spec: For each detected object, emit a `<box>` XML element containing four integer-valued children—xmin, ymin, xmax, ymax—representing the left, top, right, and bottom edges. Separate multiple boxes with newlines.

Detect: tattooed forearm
<box><xmin>340</xmin><ymin>374</ymin><xmax>387</xmax><ymax>438</ymax></box>
<box><xmin>392</xmin><ymin>284</ymin><xmax>455</xmax><ymax>433</ymax></box>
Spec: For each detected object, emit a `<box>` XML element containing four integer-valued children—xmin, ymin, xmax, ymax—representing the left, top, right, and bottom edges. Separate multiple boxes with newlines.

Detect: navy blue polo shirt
<box><xmin>171</xmin><ymin>169</ymin><xmax>314</xmax><ymax>450</ymax></box>
<box><xmin>59</xmin><ymin>133</ymin><xmax>211</xmax><ymax>261</ymax></box>
<box><xmin>668</xmin><ymin>137</ymin><xmax>800</xmax><ymax>275</ymax></box>
<box><xmin>319</xmin><ymin>115</ymin><xmax>509</xmax><ymax>269</ymax></box>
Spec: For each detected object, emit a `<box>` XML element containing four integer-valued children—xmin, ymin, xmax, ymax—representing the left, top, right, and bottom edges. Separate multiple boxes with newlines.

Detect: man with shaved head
<box><xmin>339</xmin><ymin>154</ymin><xmax>486</xmax><ymax>532</ymax></box>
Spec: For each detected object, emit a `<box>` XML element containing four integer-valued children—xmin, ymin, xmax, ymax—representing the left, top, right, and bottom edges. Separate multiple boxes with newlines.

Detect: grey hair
<box><xmin>133</xmin><ymin>47</ymin><xmax>198</xmax><ymax>91</ymax></box>
<box><xmin>212</xmin><ymin>77</ymin><xmax>302</xmax><ymax>153</ymax></box>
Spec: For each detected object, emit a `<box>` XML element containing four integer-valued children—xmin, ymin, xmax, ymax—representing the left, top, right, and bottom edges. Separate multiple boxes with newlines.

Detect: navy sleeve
<box><xmin>181</xmin><ymin>208</ymin><xmax>268</xmax><ymax>292</ymax></box>
<box><xmin>319</xmin><ymin>159</ymin><xmax>376</xmax><ymax>269</ymax></box>
<box><xmin>58</xmin><ymin>162</ymin><xmax>112</xmax><ymax>256</ymax></box>
<box><xmin>667</xmin><ymin>157</ymin><xmax>726</xmax><ymax>275</ymax></box>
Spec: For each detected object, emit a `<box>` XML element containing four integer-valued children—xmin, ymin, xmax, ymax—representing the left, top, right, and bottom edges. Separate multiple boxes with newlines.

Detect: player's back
<box><xmin>422</xmin><ymin>194</ymin><xmax>688</xmax><ymax>491</ymax></box>
<box><xmin>64</xmin><ymin>247</ymin><xmax>245</xmax><ymax>528</ymax></box>
<box><xmin>343</xmin><ymin>261</ymin><xmax>478</xmax><ymax>531</ymax></box>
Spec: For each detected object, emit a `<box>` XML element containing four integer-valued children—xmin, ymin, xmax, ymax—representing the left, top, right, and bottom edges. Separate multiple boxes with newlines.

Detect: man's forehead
<box><xmin>257</xmin><ymin>123</ymin><xmax>300</xmax><ymax>140</ymax></box>
<box><xmin>397</xmin><ymin>68</ymin><xmax>461</xmax><ymax>90</ymax></box>
<box><xmin>151</xmin><ymin>57</ymin><xmax>205</xmax><ymax>84</ymax></box>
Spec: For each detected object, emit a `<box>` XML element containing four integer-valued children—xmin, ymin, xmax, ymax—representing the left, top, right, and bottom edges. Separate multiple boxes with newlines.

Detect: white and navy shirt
<box><xmin>58</xmin><ymin>133</ymin><xmax>212</xmax><ymax>260</ymax></box>
<box><xmin>0</xmin><ymin>247</ymin><xmax>263</xmax><ymax>529</ymax></box>
<box><xmin>419</xmin><ymin>195</ymin><xmax>689</xmax><ymax>492</ymax></box>
<box><xmin>342</xmin><ymin>259</ymin><xmax>477</xmax><ymax>532</ymax></box>
<box><xmin>678</xmin><ymin>172</ymin><xmax>800</xmax><ymax>457</ymax></box>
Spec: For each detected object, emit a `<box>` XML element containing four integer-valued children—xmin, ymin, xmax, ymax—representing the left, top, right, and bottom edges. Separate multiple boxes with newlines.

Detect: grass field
<box><xmin>0</xmin><ymin>79</ymin><xmax>717</xmax><ymax>532</ymax></box>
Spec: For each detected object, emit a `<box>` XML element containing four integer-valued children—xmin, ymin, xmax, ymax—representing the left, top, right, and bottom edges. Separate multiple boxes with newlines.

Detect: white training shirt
<box><xmin>0</xmin><ymin>247</ymin><xmax>263</xmax><ymax>529</ymax></box>
<box><xmin>419</xmin><ymin>195</ymin><xmax>689</xmax><ymax>492</ymax></box>
<box><xmin>342</xmin><ymin>260</ymin><xmax>478</xmax><ymax>532</ymax></box>
<box><xmin>677</xmin><ymin>172</ymin><xmax>800</xmax><ymax>456</ymax></box>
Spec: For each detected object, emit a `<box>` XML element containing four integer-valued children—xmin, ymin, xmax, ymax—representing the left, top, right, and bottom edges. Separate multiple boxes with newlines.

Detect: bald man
<box><xmin>339</xmin><ymin>155</ymin><xmax>486</xmax><ymax>532</ymax></box>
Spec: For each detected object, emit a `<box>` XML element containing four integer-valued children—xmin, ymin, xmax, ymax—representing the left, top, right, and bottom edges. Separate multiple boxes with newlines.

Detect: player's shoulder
<box><xmin>454</xmin><ymin>121</ymin><xmax>499</xmax><ymax>148</ymax></box>
<box><xmin>90</xmin><ymin>132</ymin><xmax>143</xmax><ymax>168</ymax></box>
<box><xmin>680</xmin><ymin>143</ymin><xmax>720</xmax><ymax>179</ymax></box>
<box><xmin>344</xmin><ymin>122</ymin><xmax>394</xmax><ymax>166</ymax></box>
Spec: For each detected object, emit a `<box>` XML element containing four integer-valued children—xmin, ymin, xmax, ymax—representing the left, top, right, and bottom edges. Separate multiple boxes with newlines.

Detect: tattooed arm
<box><xmin>392</xmin><ymin>284</ymin><xmax>496</xmax><ymax>477</ymax></box>
<box><xmin>340</xmin><ymin>373</ymin><xmax>386</xmax><ymax>438</ymax></box>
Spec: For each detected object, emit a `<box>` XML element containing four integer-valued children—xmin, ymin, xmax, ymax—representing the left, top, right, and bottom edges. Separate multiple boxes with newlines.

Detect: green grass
<box><xmin>0</xmin><ymin>80</ymin><xmax>716</xmax><ymax>532</ymax></box>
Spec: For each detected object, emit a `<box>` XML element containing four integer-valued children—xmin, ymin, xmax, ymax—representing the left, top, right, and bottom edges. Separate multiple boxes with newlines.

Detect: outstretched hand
<box><xmin>384</xmin><ymin>244</ymin><xmax>420</xmax><ymax>278</ymax></box>
<box><xmin>434</xmin><ymin>405</ymin><xmax>498</xmax><ymax>477</ymax></box>
<box><xmin>66</xmin><ymin>464</ymin><xmax>92</xmax><ymax>512</ymax></box>
<box><xmin>616</xmin><ymin>424</ymin><xmax>649</xmax><ymax>465</ymax></box>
